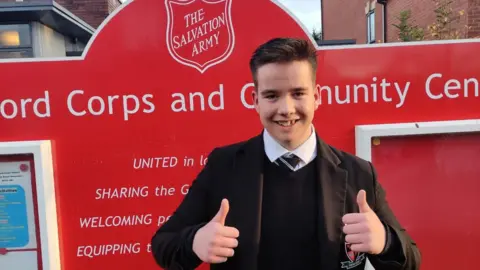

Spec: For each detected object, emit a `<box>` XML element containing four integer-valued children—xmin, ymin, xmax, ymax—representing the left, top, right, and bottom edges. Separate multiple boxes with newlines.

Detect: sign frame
<box><xmin>355</xmin><ymin>118</ymin><xmax>480</xmax><ymax>270</ymax></box>
<box><xmin>355</xmin><ymin>119</ymin><xmax>480</xmax><ymax>162</ymax></box>
<box><xmin>0</xmin><ymin>140</ymin><xmax>58</xmax><ymax>270</ymax></box>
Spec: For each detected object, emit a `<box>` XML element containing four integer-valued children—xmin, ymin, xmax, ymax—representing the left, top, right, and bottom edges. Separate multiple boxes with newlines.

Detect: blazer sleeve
<box><xmin>150</xmin><ymin>148</ymin><xmax>220</xmax><ymax>270</ymax></box>
<box><xmin>367</xmin><ymin>162</ymin><xmax>422</xmax><ymax>270</ymax></box>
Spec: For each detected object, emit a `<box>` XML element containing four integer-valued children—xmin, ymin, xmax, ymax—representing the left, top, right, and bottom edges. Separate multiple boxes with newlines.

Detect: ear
<box><xmin>314</xmin><ymin>84</ymin><xmax>320</xmax><ymax>110</ymax></box>
<box><xmin>251</xmin><ymin>88</ymin><xmax>260</xmax><ymax>113</ymax></box>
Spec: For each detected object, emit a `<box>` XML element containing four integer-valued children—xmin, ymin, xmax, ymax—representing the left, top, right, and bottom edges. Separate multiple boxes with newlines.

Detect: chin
<box><xmin>275</xmin><ymin>134</ymin><xmax>296</xmax><ymax>145</ymax></box>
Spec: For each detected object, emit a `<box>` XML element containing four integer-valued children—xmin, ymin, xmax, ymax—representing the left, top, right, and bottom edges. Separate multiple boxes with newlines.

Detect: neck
<box><xmin>280</xmin><ymin>141</ymin><xmax>302</xmax><ymax>151</ymax></box>
<box><xmin>278</xmin><ymin>127</ymin><xmax>313</xmax><ymax>151</ymax></box>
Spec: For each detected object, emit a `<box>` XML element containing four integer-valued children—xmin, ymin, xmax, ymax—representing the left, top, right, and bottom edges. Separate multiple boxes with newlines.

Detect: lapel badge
<box><xmin>340</xmin><ymin>242</ymin><xmax>366</xmax><ymax>269</ymax></box>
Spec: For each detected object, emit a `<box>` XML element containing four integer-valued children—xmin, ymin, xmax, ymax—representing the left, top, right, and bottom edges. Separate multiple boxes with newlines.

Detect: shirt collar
<box><xmin>263</xmin><ymin>125</ymin><xmax>317</xmax><ymax>164</ymax></box>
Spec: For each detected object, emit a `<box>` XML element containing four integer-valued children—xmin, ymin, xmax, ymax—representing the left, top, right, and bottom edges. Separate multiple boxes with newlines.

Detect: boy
<box><xmin>151</xmin><ymin>37</ymin><xmax>421</xmax><ymax>270</ymax></box>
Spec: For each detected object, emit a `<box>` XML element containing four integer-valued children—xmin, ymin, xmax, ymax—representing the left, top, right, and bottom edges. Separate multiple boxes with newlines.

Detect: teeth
<box><xmin>277</xmin><ymin>120</ymin><xmax>295</xmax><ymax>126</ymax></box>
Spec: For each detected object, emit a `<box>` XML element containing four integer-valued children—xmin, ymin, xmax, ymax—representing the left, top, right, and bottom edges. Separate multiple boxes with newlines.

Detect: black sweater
<box><xmin>257</xmin><ymin>154</ymin><xmax>321</xmax><ymax>269</ymax></box>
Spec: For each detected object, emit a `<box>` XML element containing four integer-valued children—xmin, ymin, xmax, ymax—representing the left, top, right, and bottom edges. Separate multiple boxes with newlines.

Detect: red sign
<box><xmin>0</xmin><ymin>0</ymin><xmax>479</xmax><ymax>269</ymax></box>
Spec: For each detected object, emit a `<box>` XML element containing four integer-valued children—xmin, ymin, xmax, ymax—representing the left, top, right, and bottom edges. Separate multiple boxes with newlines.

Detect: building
<box><xmin>0</xmin><ymin>0</ymin><xmax>121</xmax><ymax>59</ymax></box>
<box><xmin>322</xmin><ymin>0</ymin><xmax>480</xmax><ymax>44</ymax></box>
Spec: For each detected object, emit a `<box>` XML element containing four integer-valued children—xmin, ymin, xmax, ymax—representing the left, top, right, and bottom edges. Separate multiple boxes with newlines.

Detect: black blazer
<box><xmin>151</xmin><ymin>132</ymin><xmax>421</xmax><ymax>270</ymax></box>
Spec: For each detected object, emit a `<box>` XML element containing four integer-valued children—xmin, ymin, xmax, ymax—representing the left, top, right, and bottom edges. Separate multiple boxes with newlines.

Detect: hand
<box><xmin>193</xmin><ymin>199</ymin><xmax>240</xmax><ymax>263</ymax></box>
<box><xmin>342</xmin><ymin>190</ymin><xmax>386</xmax><ymax>255</ymax></box>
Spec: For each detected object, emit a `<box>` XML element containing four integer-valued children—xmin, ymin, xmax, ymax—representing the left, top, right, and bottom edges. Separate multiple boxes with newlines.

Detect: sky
<box><xmin>276</xmin><ymin>0</ymin><xmax>322</xmax><ymax>34</ymax></box>
<box><xmin>119</xmin><ymin>0</ymin><xmax>322</xmax><ymax>34</ymax></box>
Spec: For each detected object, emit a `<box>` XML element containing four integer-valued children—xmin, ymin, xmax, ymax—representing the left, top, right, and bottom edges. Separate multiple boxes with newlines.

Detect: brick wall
<box><xmin>322</xmin><ymin>0</ymin><xmax>475</xmax><ymax>44</ymax></box>
<box><xmin>467</xmin><ymin>0</ymin><xmax>480</xmax><ymax>37</ymax></box>
<box><xmin>322</xmin><ymin>0</ymin><xmax>387</xmax><ymax>44</ymax></box>
<box><xmin>322</xmin><ymin>0</ymin><xmax>369</xmax><ymax>43</ymax></box>
<box><xmin>56</xmin><ymin>0</ymin><xmax>121</xmax><ymax>28</ymax></box>
<box><xmin>387</xmin><ymin>0</ymin><xmax>468</xmax><ymax>42</ymax></box>
<box><xmin>108</xmin><ymin>0</ymin><xmax>122</xmax><ymax>13</ymax></box>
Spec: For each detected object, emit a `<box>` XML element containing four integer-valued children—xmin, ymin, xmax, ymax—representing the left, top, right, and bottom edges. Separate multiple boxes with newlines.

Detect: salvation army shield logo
<box><xmin>165</xmin><ymin>0</ymin><xmax>235</xmax><ymax>73</ymax></box>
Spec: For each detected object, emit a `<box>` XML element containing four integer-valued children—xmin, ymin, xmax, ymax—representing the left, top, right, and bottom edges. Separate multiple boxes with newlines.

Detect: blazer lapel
<box><xmin>315</xmin><ymin>136</ymin><xmax>348</xmax><ymax>270</ymax></box>
<box><xmin>229</xmin><ymin>134</ymin><xmax>264</xmax><ymax>270</ymax></box>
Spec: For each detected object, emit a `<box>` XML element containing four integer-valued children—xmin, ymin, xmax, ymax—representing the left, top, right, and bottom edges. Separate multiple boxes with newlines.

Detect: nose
<box><xmin>277</xmin><ymin>96</ymin><xmax>295</xmax><ymax>116</ymax></box>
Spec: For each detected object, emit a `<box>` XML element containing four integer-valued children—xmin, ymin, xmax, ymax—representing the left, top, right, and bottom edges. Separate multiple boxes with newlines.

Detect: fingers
<box><xmin>194</xmin><ymin>199</ymin><xmax>241</xmax><ymax>264</ymax></box>
<box><xmin>343</xmin><ymin>222</ymin><xmax>368</xmax><ymax>234</ymax></box>
<box><xmin>207</xmin><ymin>240</ymin><xmax>236</xmax><ymax>264</ymax></box>
<box><xmin>208</xmin><ymin>226</ymin><xmax>239</xmax><ymax>264</ymax></box>
<box><xmin>340</xmin><ymin>190</ymin><xmax>384</xmax><ymax>255</ymax></box>
<box><xmin>349</xmin><ymin>243</ymin><xmax>370</xmax><ymax>253</ymax></box>
<box><xmin>211</xmin><ymin>246</ymin><xmax>235</xmax><ymax>257</ymax></box>
<box><xmin>342</xmin><ymin>213</ymin><xmax>366</xmax><ymax>225</ymax></box>
<box><xmin>214</xmin><ymin>235</ymin><xmax>239</xmax><ymax>248</ymax></box>
<box><xmin>219</xmin><ymin>225</ymin><xmax>240</xmax><ymax>238</ymax></box>
<box><xmin>207</xmin><ymin>253</ymin><xmax>231</xmax><ymax>264</ymax></box>
<box><xmin>345</xmin><ymin>233</ymin><xmax>366</xmax><ymax>244</ymax></box>
<box><xmin>203</xmin><ymin>198</ymin><xmax>243</xmax><ymax>264</ymax></box>
<box><xmin>209</xmin><ymin>255</ymin><xmax>228</xmax><ymax>264</ymax></box>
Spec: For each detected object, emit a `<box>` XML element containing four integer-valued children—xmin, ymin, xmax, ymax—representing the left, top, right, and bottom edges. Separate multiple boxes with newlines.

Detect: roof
<box><xmin>0</xmin><ymin>1</ymin><xmax>95</xmax><ymax>44</ymax></box>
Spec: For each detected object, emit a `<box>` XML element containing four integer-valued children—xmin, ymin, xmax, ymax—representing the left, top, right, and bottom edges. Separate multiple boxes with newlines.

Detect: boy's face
<box><xmin>252</xmin><ymin>60</ymin><xmax>320</xmax><ymax>150</ymax></box>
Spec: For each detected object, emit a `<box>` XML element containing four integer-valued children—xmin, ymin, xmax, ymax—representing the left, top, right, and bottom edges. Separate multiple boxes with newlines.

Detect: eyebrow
<box><xmin>260</xmin><ymin>87</ymin><xmax>307</xmax><ymax>95</ymax></box>
<box><xmin>260</xmin><ymin>89</ymin><xmax>278</xmax><ymax>95</ymax></box>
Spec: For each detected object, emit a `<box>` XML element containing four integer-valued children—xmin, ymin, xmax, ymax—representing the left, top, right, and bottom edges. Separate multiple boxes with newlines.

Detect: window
<box><xmin>0</xmin><ymin>24</ymin><xmax>33</xmax><ymax>59</ymax></box>
<box><xmin>367</xmin><ymin>10</ymin><xmax>375</xmax><ymax>43</ymax></box>
<box><xmin>0</xmin><ymin>50</ymin><xmax>33</xmax><ymax>59</ymax></box>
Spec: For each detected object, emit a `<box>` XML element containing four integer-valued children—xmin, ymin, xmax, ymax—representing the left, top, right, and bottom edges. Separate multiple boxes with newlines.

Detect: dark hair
<box><xmin>249</xmin><ymin>37</ymin><xmax>317</xmax><ymax>86</ymax></box>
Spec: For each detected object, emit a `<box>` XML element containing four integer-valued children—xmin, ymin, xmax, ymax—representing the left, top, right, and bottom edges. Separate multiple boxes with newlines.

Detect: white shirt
<box><xmin>263</xmin><ymin>126</ymin><xmax>318</xmax><ymax>171</ymax></box>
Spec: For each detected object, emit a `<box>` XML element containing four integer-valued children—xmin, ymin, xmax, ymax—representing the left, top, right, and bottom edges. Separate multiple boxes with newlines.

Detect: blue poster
<box><xmin>0</xmin><ymin>185</ymin><xmax>29</xmax><ymax>248</ymax></box>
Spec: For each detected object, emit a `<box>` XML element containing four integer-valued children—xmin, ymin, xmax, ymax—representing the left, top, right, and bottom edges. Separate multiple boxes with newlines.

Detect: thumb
<box><xmin>211</xmin><ymin>198</ymin><xmax>229</xmax><ymax>224</ymax></box>
<box><xmin>357</xmin><ymin>190</ymin><xmax>372</xmax><ymax>213</ymax></box>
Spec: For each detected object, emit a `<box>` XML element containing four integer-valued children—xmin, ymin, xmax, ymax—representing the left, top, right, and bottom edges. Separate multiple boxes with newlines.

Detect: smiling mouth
<box><xmin>275</xmin><ymin>120</ymin><xmax>299</xmax><ymax>127</ymax></box>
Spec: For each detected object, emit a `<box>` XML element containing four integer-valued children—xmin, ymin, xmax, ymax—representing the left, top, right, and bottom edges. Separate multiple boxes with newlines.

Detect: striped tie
<box><xmin>276</xmin><ymin>153</ymin><xmax>301</xmax><ymax>171</ymax></box>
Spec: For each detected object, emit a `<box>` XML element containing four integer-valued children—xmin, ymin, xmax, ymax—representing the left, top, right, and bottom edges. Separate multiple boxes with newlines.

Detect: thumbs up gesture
<box><xmin>342</xmin><ymin>190</ymin><xmax>386</xmax><ymax>255</ymax></box>
<box><xmin>193</xmin><ymin>199</ymin><xmax>240</xmax><ymax>263</ymax></box>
